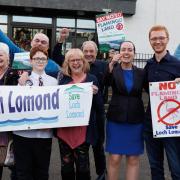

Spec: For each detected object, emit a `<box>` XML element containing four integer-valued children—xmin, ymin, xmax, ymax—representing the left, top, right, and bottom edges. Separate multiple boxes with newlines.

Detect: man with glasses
<box><xmin>0</xmin><ymin>29</ymin><xmax>60</xmax><ymax>78</ymax></box>
<box><xmin>144</xmin><ymin>25</ymin><xmax>180</xmax><ymax>180</ymax></box>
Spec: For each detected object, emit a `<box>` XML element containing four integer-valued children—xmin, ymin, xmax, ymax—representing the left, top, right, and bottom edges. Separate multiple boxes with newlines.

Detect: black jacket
<box><xmin>0</xmin><ymin>68</ymin><xmax>19</xmax><ymax>85</ymax></box>
<box><xmin>52</xmin><ymin>43</ymin><xmax>65</xmax><ymax>67</ymax></box>
<box><xmin>105</xmin><ymin>64</ymin><xmax>145</xmax><ymax>124</ymax></box>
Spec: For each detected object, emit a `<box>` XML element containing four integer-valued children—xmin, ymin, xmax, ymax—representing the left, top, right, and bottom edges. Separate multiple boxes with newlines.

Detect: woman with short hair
<box><xmin>0</xmin><ymin>42</ymin><xmax>19</xmax><ymax>180</ymax></box>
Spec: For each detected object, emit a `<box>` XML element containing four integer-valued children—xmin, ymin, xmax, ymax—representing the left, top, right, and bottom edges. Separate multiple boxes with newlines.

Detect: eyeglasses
<box><xmin>32</xmin><ymin>57</ymin><xmax>47</xmax><ymax>63</ymax></box>
<box><xmin>69</xmin><ymin>59</ymin><xmax>82</xmax><ymax>63</ymax></box>
<box><xmin>34</xmin><ymin>39</ymin><xmax>48</xmax><ymax>45</ymax></box>
<box><xmin>150</xmin><ymin>36</ymin><xmax>168</xmax><ymax>42</ymax></box>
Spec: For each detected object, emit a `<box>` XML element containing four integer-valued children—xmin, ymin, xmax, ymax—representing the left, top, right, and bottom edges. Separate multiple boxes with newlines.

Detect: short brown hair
<box><xmin>62</xmin><ymin>48</ymin><xmax>90</xmax><ymax>76</ymax></box>
<box><xmin>30</xmin><ymin>47</ymin><xmax>48</xmax><ymax>59</ymax></box>
<box><xmin>149</xmin><ymin>25</ymin><xmax>169</xmax><ymax>39</ymax></box>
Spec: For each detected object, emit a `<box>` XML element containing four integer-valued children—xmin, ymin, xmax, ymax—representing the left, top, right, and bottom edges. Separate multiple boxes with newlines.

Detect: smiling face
<box><xmin>30</xmin><ymin>51</ymin><xmax>48</xmax><ymax>74</ymax></box>
<box><xmin>119</xmin><ymin>41</ymin><xmax>135</xmax><ymax>65</ymax></box>
<box><xmin>82</xmin><ymin>42</ymin><xmax>97</xmax><ymax>64</ymax></box>
<box><xmin>68</xmin><ymin>53</ymin><xmax>84</xmax><ymax>75</ymax></box>
<box><xmin>63</xmin><ymin>49</ymin><xmax>89</xmax><ymax>77</ymax></box>
<box><xmin>149</xmin><ymin>30</ymin><xmax>169</xmax><ymax>54</ymax></box>
<box><xmin>0</xmin><ymin>50</ymin><xmax>9</xmax><ymax>69</ymax></box>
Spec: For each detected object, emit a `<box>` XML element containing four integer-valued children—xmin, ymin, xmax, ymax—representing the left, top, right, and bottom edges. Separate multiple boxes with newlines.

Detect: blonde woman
<box><xmin>56</xmin><ymin>48</ymin><xmax>104</xmax><ymax>180</ymax></box>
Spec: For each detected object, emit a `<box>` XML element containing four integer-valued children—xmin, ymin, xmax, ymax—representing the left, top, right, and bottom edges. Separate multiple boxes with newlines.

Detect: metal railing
<box><xmin>133</xmin><ymin>53</ymin><xmax>153</xmax><ymax>68</ymax></box>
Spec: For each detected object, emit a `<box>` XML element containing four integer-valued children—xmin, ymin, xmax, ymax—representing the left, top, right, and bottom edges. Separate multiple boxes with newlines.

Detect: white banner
<box><xmin>0</xmin><ymin>83</ymin><xmax>93</xmax><ymax>132</ymax></box>
<box><xmin>149</xmin><ymin>81</ymin><xmax>180</xmax><ymax>137</ymax></box>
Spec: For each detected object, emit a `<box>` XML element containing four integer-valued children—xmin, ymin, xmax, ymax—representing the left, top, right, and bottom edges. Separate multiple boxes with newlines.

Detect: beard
<box><xmin>152</xmin><ymin>45</ymin><xmax>167</xmax><ymax>54</ymax></box>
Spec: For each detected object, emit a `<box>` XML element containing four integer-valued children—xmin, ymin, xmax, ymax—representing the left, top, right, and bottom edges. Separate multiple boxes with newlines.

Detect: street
<box><xmin>2</xmin><ymin>138</ymin><xmax>171</xmax><ymax>180</ymax></box>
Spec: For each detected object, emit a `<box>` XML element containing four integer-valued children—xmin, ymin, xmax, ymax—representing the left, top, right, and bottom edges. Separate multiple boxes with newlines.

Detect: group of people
<box><xmin>0</xmin><ymin>24</ymin><xmax>179</xmax><ymax>180</ymax></box>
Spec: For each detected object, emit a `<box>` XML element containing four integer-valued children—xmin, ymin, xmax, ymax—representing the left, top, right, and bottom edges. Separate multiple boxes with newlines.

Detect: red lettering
<box><xmin>159</xmin><ymin>82</ymin><xmax>176</xmax><ymax>90</ymax></box>
<box><xmin>159</xmin><ymin>82</ymin><xmax>167</xmax><ymax>90</ymax></box>
<box><xmin>168</xmin><ymin>82</ymin><xmax>176</xmax><ymax>89</ymax></box>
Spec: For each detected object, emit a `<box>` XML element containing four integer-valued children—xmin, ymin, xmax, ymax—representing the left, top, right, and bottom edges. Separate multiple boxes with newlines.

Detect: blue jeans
<box><xmin>144</xmin><ymin>131</ymin><xmax>180</xmax><ymax>180</ymax></box>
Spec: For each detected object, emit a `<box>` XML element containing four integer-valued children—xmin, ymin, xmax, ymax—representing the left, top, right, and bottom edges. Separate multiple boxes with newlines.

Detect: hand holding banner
<box><xmin>0</xmin><ymin>83</ymin><xmax>93</xmax><ymax>132</ymax></box>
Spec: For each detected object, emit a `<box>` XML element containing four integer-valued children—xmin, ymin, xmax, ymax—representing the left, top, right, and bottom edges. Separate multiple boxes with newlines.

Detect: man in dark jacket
<box><xmin>81</xmin><ymin>41</ymin><xmax>107</xmax><ymax>180</ymax></box>
<box><xmin>144</xmin><ymin>25</ymin><xmax>180</xmax><ymax>180</ymax></box>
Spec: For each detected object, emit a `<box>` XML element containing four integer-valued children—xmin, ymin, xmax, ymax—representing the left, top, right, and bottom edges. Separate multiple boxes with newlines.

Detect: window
<box><xmin>77</xmin><ymin>19</ymin><xmax>95</xmax><ymax>29</ymax></box>
<box><xmin>76</xmin><ymin>29</ymin><xmax>95</xmax><ymax>48</ymax></box>
<box><xmin>12</xmin><ymin>16</ymin><xmax>52</xmax><ymax>24</ymax></box>
<box><xmin>0</xmin><ymin>15</ymin><xmax>8</xmax><ymax>34</ymax></box>
<box><xmin>0</xmin><ymin>15</ymin><xmax>7</xmax><ymax>23</ymax></box>
<box><xmin>56</xmin><ymin>18</ymin><xmax>96</xmax><ymax>49</ymax></box>
<box><xmin>0</xmin><ymin>25</ymin><xmax>7</xmax><ymax>34</ymax></box>
<box><xmin>57</xmin><ymin>18</ymin><xmax>75</xmax><ymax>28</ymax></box>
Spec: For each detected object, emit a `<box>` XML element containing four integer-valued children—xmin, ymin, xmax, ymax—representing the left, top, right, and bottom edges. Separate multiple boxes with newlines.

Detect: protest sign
<box><xmin>149</xmin><ymin>81</ymin><xmax>180</xmax><ymax>137</ymax></box>
<box><xmin>12</xmin><ymin>52</ymin><xmax>31</xmax><ymax>70</ymax></box>
<box><xmin>0</xmin><ymin>83</ymin><xmax>93</xmax><ymax>132</ymax></box>
<box><xmin>96</xmin><ymin>12</ymin><xmax>125</xmax><ymax>52</ymax></box>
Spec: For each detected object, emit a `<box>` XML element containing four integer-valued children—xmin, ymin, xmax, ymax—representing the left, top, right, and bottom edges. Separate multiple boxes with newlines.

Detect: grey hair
<box><xmin>0</xmin><ymin>42</ymin><xmax>9</xmax><ymax>56</ymax></box>
<box><xmin>81</xmin><ymin>41</ymin><xmax>98</xmax><ymax>52</ymax></box>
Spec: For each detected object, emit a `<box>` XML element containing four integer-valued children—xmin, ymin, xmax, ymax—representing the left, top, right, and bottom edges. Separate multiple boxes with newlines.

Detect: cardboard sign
<box><xmin>96</xmin><ymin>12</ymin><xmax>125</xmax><ymax>52</ymax></box>
<box><xmin>12</xmin><ymin>52</ymin><xmax>31</xmax><ymax>70</ymax></box>
<box><xmin>149</xmin><ymin>81</ymin><xmax>180</xmax><ymax>137</ymax></box>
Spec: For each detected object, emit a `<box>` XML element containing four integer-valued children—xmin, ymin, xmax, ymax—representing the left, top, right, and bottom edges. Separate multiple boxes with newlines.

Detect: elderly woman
<box><xmin>0</xmin><ymin>42</ymin><xmax>19</xmax><ymax>85</ymax></box>
<box><xmin>0</xmin><ymin>42</ymin><xmax>19</xmax><ymax>180</ymax></box>
<box><xmin>56</xmin><ymin>48</ymin><xmax>104</xmax><ymax>180</ymax></box>
<box><xmin>105</xmin><ymin>41</ymin><xmax>145</xmax><ymax>180</ymax></box>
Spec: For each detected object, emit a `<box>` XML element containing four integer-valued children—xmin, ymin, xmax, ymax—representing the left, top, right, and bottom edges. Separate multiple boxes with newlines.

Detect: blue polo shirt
<box><xmin>144</xmin><ymin>51</ymin><xmax>180</xmax><ymax>132</ymax></box>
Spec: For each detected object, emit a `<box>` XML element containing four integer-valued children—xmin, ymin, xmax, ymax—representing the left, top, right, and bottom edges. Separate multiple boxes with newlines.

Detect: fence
<box><xmin>133</xmin><ymin>53</ymin><xmax>153</xmax><ymax>68</ymax></box>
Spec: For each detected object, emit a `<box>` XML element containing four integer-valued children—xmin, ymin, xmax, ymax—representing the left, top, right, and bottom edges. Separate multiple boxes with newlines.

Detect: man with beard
<box><xmin>144</xmin><ymin>25</ymin><xmax>180</xmax><ymax>180</ymax></box>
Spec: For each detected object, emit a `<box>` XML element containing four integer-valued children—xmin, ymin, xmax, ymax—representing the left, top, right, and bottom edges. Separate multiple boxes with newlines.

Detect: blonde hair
<box><xmin>62</xmin><ymin>48</ymin><xmax>90</xmax><ymax>76</ymax></box>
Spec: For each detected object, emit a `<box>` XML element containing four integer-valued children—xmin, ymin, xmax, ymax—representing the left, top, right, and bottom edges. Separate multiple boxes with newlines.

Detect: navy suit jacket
<box><xmin>105</xmin><ymin>64</ymin><xmax>145</xmax><ymax>124</ymax></box>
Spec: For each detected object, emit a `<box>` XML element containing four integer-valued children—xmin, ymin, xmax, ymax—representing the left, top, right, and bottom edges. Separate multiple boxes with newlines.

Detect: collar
<box><xmin>152</xmin><ymin>50</ymin><xmax>171</xmax><ymax>63</ymax></box>
<box><xmin>31</xmin><ymin>71</ymin><xmax>46</xmax><ymax>80</ymax></box>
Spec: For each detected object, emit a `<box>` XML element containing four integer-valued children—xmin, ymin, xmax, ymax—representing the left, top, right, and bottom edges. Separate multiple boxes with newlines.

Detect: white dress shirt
<box><xmin>13</xmin><ymin>71</ymin><xmax>58</xmax><ymax>138</ymax></box>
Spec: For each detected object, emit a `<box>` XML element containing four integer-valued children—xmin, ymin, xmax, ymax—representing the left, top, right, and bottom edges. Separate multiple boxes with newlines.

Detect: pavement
<box><xmin>2</xmin><ymin>138</ymin><xmax>171</xmax><ymax>180</ymax></box>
